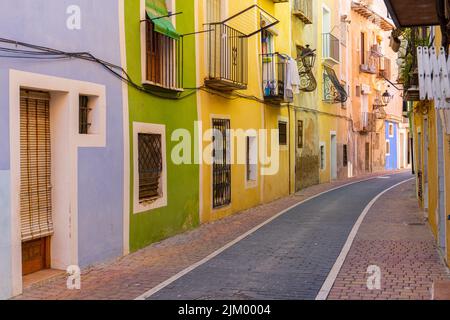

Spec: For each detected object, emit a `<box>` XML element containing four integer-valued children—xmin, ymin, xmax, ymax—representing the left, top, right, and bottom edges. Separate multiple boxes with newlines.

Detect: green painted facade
<box><xmin>124</xmin><ymin>0</ymin><xmax>199</xmax><ymax>252</ymax></box>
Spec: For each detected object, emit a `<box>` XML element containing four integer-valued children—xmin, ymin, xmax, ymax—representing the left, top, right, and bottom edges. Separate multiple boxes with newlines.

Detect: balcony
<box><xmin>262</xmin><ymin>53</ymin><xmax>289</xmax><ymax>103</ymax></box>
<box><xmin>205</xmin><ymin>23</ymin><xmax>248</xmax><ymax>91</ymax></box>
<box><xmin>360</xmin><ymin>51</ymin><xmax>378</xmax><ymax>74</ymax></box>
<box><xmin>322</xmin><ymin>33</ymin><xmax>340</xmax><ymax>65</ymax></box>
<box><xmin>357</xmin><ymin>112</ymin><xmax>376</xmax><ymax>134</ymax></box>
<box><xmin>377</xmin><ymin>57</ymin><xmax>392</xmax><ymax>80</ymax></box>
<box><xmin>293</xmin><ymin>0</ymin><xmax>313</xmax><ymax>25</ymax></box>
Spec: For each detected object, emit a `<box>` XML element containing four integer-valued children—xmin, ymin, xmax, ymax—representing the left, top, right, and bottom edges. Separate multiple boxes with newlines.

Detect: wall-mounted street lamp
<box><xmin>300</xmin><ymin>45</ymin><xmax>316</xmax><ymax>70</ymax></box>
<box><xmin>382</xmin><ymin>89</ymin><xmax>392</xmax><ymax>105</ymax></box>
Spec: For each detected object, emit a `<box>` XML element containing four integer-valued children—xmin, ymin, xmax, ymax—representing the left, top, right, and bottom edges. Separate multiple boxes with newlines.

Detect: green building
<box><xmin>124</xmin><ymin>0</ymin><xmax>199</xmax><ymax>252</ymax></box>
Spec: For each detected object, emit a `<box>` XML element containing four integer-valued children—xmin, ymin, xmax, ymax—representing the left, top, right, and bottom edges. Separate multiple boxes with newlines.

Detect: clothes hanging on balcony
<box><xmin>285</xmin><ymin>56</ymin><xmax>301</xmax><ymax>101</ymax></box>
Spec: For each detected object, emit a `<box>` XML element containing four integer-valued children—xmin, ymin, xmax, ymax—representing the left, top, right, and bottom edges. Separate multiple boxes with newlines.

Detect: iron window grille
<box><xmin>79</xmin><ymin>95</ymin><xmax>91</xmax><ymax>134</ymax></box>
<box><xmin>320</xmin><ymin>145</ymin><xmax>325</xmax><ymax>170</ymax></box>
<box><xmin>138</xmin><ymin>133</ymin><xmax>163</xmax><ymax>204</ymax></box>
<box><xmin>343</xmin><ymin>144</ymin><xmax>348</xmax><ymax>167</ymax></box>
<box><xmin>278</xmin><ymin>121</ymin><xmax>287</xmax><ymax>146</ymax></box>
<box><xmin>298</xmin><ymin>120</ymin><xmax>304</xmax><ymax>149</ymax></box>
<box><xmin>212</xmin><ymin>119</ymin><xmax>231</xmax><ymax>208</ymax></box>
<box><xmin>145</xmin><ymin>18</ymin><xmax>183</xmax><ymax>91</ymax></box>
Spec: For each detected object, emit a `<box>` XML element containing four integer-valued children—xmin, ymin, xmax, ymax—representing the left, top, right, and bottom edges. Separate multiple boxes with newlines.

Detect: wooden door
<box><xmin>22</xmin><ymin>237</ymin><xmax>50</xmax><ymax>276</ymax></box>
<box><xmin>20</xmin><ymin>90</ymin><xmax>53</xmax><ymax>275</ymax></box>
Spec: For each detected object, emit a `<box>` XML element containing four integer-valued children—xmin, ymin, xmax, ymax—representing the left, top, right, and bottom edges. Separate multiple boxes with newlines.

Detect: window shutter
<box><xmin>20</xmin><ymin>90</ymin><xmax>54</xmax><ymax>242</ymax></box>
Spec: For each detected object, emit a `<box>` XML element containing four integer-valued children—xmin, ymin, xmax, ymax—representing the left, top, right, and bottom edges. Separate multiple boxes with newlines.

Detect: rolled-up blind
<box><xmin>20</xmin><ymin>90</ymin><xmax>53</xmax><ymax>242</ymax></box>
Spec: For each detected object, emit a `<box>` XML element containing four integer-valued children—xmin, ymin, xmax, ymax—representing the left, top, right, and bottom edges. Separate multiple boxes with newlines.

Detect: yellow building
<box><xmin>315</xmin><ymin>0</ymin><xmax>350</xmax><ymax>183</ymax></box>
<box><xmin>196</xmin><ymin>0</ymin><xmax>296</xmax><ymax>223</ymax></box>
<box><xmin>381</xmin><ymin>0</ymin><xmax>450</xmax><ymax>266</ymax></box>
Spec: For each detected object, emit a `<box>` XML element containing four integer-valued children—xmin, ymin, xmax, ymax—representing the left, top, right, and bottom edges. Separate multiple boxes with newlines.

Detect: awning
<box><xmin>146</xmin><ymin>0</ymin><xmax>180</xmax><ymax>39</ymax></box>
<box><xmin>383</xmin><ymin>0</ymin><xmax>440</xmax><ymax>28</ymax></box>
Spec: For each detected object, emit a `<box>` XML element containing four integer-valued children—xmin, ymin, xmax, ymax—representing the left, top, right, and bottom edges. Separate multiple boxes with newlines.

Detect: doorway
<box><xmin>365</xmin><ymin>142</ymin><xmax>370</xmax><ymax>172</ymax></box>
<box><xmin>19</xmin><ymin>90</ymin><xmax>53</xmax><ymax>276</ymax></box>
<box><xmin>330</xmin><ymin>133</ymin><xmax>337</xmax><ymax>180</ymax></box>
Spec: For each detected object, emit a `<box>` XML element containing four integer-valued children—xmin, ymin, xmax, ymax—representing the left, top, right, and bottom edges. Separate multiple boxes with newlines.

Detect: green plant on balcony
<box><xmin>395</xmin><ymin>28</ymin><xmax>432</xmax><ymax>100</ymax></box>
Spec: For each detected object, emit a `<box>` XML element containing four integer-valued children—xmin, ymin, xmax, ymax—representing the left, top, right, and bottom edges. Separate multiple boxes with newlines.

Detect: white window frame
<box><xmin>133</xmin><ymin>122</ymin><xmax>168</xmax><ymax>214</ymax></box>
<box><xmin>245</xmin><ymin>131</ymin><xmax>258</xmax><ymax>189</ymax></box>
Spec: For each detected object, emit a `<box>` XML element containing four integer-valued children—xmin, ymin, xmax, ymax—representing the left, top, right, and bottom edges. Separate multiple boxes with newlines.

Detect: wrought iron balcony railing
<box><xmin>360</xmin><ymin>51</ymin><xmax>378</xmax><ymax>74</ymax></box>
<box><xmin>205</xmin><ymin>23</ymin><xmax>248</xmax><ymax>91</ymax></box>
<box><xmin>262</xmin><ymin>53</ymin><xmax>289</xmax><ymax>103</ymax></box>
<box><xmin>322</xmin><ymin>33</ymin><xmax>340</xmax><ymax>64</ymax></box>
<box><xmin>144</xmin><ymin>20</ymin><xmax>183</xmax><ymax>91</ymax></box>
<box><xmin>293</xmin><ymin>0</ymin><xmax>313</xmax><ymax>24</ymax></box>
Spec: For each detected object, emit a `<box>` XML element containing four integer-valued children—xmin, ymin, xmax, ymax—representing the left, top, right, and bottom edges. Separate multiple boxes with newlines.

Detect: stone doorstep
<box><xmin>432</xmin><ymin>280</ymin><xmax>450</xmax><ymax>300</ymax></box>
<box><xmin>22</xmin><ymin>269</ymin><xmax>65</xmax><ymax>289</ymax></box>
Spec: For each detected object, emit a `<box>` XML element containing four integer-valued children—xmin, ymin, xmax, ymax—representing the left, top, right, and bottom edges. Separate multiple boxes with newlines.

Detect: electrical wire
<box><xmin>0</xmin><ymin>37</ymin><xmax>200</xmax><ymax>100</ymax></box>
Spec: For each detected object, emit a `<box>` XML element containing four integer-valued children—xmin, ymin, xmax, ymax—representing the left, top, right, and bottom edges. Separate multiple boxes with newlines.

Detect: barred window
<box><xmin>320</xmin><ymin>144</ymin><xmax>325</xmax><ymax>170</ymax></box>
<box><xmin>343</xmin><ymin>144</ymin><xmax>348</xmax><ymax>167</ymax></box>
<box><xmin>138</xmin><ymin>133</ymin><xmax>163</xmax><ymax>203</ymax></box>
<box><xmin>298</xmin><ymin>120</ymin><xmax>304</xmax><ymax>149</ymax></box>
<box><xmin>79</xmin><ymin>95</ymin><xmax>91</xmax><ymax>134</ymax></box>
<box><xmin>278</xmin><ymin>121</ymin><xmax>287</xmax><ymax>146</ymax></box>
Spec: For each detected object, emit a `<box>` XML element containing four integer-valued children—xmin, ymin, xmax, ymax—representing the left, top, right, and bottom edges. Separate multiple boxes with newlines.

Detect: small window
<box><xmin>278</xmin><ymin>121</ymin><xmax>287</xmax><ymax>146</ymax></box>
<box><xmin>246</xmin><ymin>136</ymin><xmax>257</xmax><ymax>182</ymax></box>
<box><xmin>386</xmin><ymin>140</ymin><xmax>391</xmax><ymax>156</ymax></box>
<box><xmin>361</xmin><ymin>32</ymin><xmax>366</xmax><ymax>64</ymax></box>
<box><xmin>388</xmin><ymin>123</ymin><xmax>394</xmax><ymax>137</ymax></box>
<box><xmin>79</xmin><ymin>95</ymin><xmax>91</xmax><ymax>134</ymax></box>
<box><xmin>343</xmin><ymin>144</ymin><xmax>348</xmax><ymax>167</ymax></box>
<box><xmin>298</xmin><ymin>120</ymin><xmax>304</xmax><ymax>149</ymax></box>
<box><xmin>138</xmin><ymin>133</ymin><xmax>163</xmax><ymax>204</ymax></box>
<box><xmin>320</xmin><ymin>144</ymin><xmax>325</xmax><ymax>170</ymax></box>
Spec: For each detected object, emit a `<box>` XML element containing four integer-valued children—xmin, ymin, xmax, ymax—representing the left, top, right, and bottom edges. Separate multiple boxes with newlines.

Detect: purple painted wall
<box><xmin>0</xmin><ymin>0</ymin><xmax>124</xmax><ymax>297</ymax></box>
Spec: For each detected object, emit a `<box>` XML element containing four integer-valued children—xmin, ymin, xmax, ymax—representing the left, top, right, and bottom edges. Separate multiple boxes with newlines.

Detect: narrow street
<box><xmin>16</xmin><ymin>171</ymin><xmax>449</xmax><ymax>300</ymax></box>
<box><xmin>145</xmin><ymin>172</ymin><xmax>417</xmax><ymax>300</ymax></box>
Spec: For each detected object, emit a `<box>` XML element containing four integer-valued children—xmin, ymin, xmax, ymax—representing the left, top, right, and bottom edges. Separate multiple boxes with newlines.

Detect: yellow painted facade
<box><xmin>409</xmin><ymin>27</ymin><xmax>450</xmax><ymax>266</ymax></box>
<box><xmin>412</xmin><ymin>100</ymin><xmax>450</xmax><ymax>265</ymax></box>
<box><xmin>196</xmin><ymin>0</ymin><xmax>295</xmax><ymax>223</ymax></box>
<box><xmin>316</xmin><ymin>0</ymin><xmax>348</xmax><ymax>183</ymax></box>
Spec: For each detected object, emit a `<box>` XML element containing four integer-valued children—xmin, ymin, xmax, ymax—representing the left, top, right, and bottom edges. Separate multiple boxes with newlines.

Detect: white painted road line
<box><xmin>135</xmin><ymin>174</ymin><xmax>406</xmax><ymax>300</ymax></box>
<box><xmin>315</xmin><ymin>177</ymin><xmax>415</xmax><ymax>300</ymax></box>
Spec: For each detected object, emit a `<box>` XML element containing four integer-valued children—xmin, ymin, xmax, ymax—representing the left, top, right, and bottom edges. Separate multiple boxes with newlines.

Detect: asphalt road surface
<box><xmin>148</xmin><ymin>172</ymin><xmax>413</xmax><ymax>300</ymax></box>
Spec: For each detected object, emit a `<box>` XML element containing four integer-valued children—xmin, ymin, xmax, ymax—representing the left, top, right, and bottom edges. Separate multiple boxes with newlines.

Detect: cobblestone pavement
<box><xmin>328</xmin><ymin>180</ymin><xmax>450</xmax><ymax>300</ymax></box>
<box><xmin>148</xmin><ymin>172</ymin><xmax>412</xmax><ymax>300</ymax></box>
<box><xmin>15</xmin><ymin>170</ymin><xmax>418</xmax><ymax>300</ymax></box>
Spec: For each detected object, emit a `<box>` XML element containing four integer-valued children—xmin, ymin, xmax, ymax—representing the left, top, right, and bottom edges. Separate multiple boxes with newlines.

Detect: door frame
<box><xmin>9</xmin><ymin>70</ymin><xmax>106</xmax><ymax>296</ymax></box>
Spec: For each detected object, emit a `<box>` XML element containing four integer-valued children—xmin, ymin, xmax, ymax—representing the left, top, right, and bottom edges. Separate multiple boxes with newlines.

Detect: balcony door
<box><xmin>322</xmin><ymin>6</ymin><xmax>331</xmax><ymax>58</ymax></box>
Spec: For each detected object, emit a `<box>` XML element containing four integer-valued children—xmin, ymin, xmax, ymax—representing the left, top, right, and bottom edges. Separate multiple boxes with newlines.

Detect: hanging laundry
<box><xmin>284</xmin><ymin>56</ymin><xmax>301</xmax><ymax>101</ymax></box>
